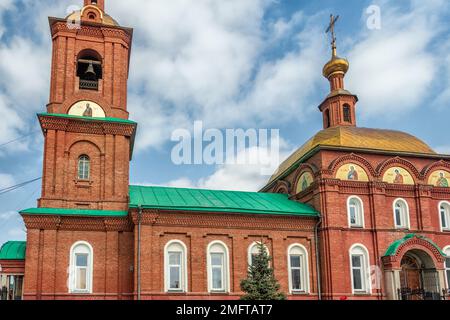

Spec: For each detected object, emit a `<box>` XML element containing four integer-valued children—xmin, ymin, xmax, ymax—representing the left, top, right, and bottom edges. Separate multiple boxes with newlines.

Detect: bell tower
<box><xmin>38</xmin><ymin>0</ymin><xmax>136</xmax><ymax>211</ymax></box>
<box><xmin>318</xmin><ymin>14</ymin><xmax>358</xmax><ymax>129</ymax></box>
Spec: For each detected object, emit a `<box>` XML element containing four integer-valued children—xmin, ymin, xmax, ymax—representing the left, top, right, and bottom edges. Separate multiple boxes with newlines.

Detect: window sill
<box><xmin>290</xmin><ymin>291</ymin><xmax>309</xmax><ymax>295</ymax></box>
<box><xmin>353</xmin><ymin>292</ymin><xmax>371</xmax><ymax>296</ymax></box>
<box><xmin>349</xmin><ymin>226</ymin><xmax>364</xmax><ymax>229</ymax></box>
<box><xmin>69</xmin><ymin>291</ymin><xmax>92</xmax><ymax>295</ymax></box>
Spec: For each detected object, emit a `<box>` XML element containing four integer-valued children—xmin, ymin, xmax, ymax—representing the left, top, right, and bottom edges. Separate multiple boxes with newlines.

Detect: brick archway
<box><xmin>382</xmin><ymin>234</ymin><xmax>445</xmax><ymax>269</ymax></box>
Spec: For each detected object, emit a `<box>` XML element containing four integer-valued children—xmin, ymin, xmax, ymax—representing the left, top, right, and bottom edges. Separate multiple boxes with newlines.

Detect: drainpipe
<box><xmin>314</xmin><ymin>215</ymin><xmax>323</xmax><ymax>300</ymax></box>
<box><xmin>137</xmin><ymin>205</ymin><xmax>142</xmax><ymax>301</ymax></box>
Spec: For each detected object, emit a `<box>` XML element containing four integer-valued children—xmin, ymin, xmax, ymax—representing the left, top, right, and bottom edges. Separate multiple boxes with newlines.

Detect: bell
<box><xmin>84</xmin><ymin>61</ymin><xmax>97</xmax><ymax>80</ymax></box>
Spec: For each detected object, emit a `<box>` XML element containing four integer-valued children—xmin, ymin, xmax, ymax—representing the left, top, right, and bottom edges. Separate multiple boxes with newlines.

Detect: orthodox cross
<box><xmin>326</xmin><ymin>14</ymin><xmax>340</xmax><ymax>57</ymax></box>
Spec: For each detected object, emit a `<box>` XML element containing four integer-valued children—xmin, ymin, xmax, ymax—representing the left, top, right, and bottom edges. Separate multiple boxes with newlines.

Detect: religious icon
<box><xmin>393</xmin><ymin>169</ymin><xmax>404</xmax><ymax>184</ymax></box>
<box><xmin>83</xmin><ymin>103</ymin><xmax>93</xmax><ymax>117</ymax></box>
<box><xmin>302</xmin><ymin>176</ymin><xmax>309</xmax><ymax>191</ymax></box>
<box><xmin>437</xmin><ymin>172</ymin><xmax>449</xmax><ymax>187</ymax></box>
<box><xmin>347</xmin><ymin>166</ymin><xmax>359</xmax><ymax>181</ymax></box>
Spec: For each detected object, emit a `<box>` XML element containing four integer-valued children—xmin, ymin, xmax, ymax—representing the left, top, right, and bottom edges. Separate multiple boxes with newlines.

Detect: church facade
<box><xmin>1</xmin><ymin>1</ymin><xmax>450</xmax><ymax>300</ymax></box>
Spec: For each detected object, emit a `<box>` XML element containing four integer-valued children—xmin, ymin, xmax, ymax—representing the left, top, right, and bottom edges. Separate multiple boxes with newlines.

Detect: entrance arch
<box><xmin>399</xmin><ymin>250</ymin><xmax>440</xmax><ymax>300</ymax></box>
<box><xmin>382</xmin><ymin>234</ymin><xmax>446</xmax><ymax>300</ymax></box>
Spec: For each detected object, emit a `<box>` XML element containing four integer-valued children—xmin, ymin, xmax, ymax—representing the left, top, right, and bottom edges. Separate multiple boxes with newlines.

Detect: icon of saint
<box><xmin>83</xmin><ymin>103</ymin><xmax>93</xmax><ymax>117</ymax></box>
<box><xmin>302</xmin><ymin>176</ymin><xmax>309</xmax><ymax>191</ymax></box>
<box><xmin>347</xmin><ymin>166</ymin><xmax>358</xmax><ymax>181</ymax></box>
<box><xmin>437</xmin><ymin>172</ymin><xmax>449</xmax><ymax>187</ymax></box>
<box><xmin>393</xmin><ymin>169</ymin><xmax>404</xmax><ymax>184</ymax></box>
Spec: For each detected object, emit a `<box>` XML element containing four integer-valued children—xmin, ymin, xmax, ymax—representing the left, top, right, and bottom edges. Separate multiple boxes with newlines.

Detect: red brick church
<box><xmin>1</xmin><ymin>0</ymin><xmax>450</xmax><ymax>300</ymax></box>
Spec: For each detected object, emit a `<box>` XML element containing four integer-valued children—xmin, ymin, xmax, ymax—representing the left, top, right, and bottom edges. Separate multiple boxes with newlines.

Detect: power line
<box><xmin>0</xmin><ymin>130</ymin><xmax>40</xmax><ymax>149</ymax></box>
<box><xmin>0</xmin><ymin>177</ymin><xmax>42</xmax><ymax>196</ymax></box>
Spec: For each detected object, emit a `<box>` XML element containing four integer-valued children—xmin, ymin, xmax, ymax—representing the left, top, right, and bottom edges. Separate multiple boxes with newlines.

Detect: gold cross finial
<box><xmin>326</xmin><ymin>14</ymin><xmax>340</xmax><ymax>58</ymax></box>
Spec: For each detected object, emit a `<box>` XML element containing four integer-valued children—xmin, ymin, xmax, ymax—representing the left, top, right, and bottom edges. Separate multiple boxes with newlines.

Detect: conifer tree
<box><xmin>240</xmin><ymin>241</ymin><xmax>286</xmax><ymax>300</ymax></box>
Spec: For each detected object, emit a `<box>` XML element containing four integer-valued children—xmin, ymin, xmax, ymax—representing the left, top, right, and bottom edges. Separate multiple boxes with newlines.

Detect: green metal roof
<box><xmin>384</xmin><ymin>234</ymin><xmax>446</xmax><ymax>257</ymax></box>
<box><xmin>38</xmin><ymin>113</ymin><xmax>137</xmax><ymax>125</ymax></box>
<box><xmin>0</xmin><ymin>241</ymin><xmax>26</xmax><ymax>260</ymax></box>
<box><xmin>20</xmin><ymin>208</ymin><xmax>128</xmax><ymax>218</ymax></box>
<box><xmin>129</xmin><ymin>185</ymin><xmax>319</xmax><ymax>217</ymax></box>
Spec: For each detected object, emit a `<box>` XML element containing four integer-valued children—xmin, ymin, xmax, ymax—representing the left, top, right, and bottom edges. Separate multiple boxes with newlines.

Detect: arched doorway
<box><xmin>399</xmin><ymin>250</ymin><xmax>441</xmax><ymax>300</ymax></box>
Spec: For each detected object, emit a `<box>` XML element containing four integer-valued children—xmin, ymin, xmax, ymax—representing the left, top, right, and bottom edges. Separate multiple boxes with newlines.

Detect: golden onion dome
<box><xmin>65</xmin><ymin>10</ymin><xmax>120</xmax><ymax>27</ymax></box>
<box><xmin>323</xmin><ymin>56</ymin><xmax>350</xmax><ymax>79</ymax></box>
<box><xmin>267</xmin><ymin>126</ymin><xmax>436</xmax><ymax>185</ymax></box>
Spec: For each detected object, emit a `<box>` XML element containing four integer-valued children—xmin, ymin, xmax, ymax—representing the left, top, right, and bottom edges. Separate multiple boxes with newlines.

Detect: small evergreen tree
<box><xmin>240</xmin><ymin>241</ymin><xmax>286</xmax><ymax>300</ymax></box>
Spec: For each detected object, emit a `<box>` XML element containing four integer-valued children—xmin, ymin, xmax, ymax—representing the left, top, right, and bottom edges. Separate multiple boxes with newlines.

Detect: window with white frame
<box><xmin>444</xmin><ymin>247</ymin><xmax>450</xmax><ymax>290</ymax></box>
<box><xmin>248</xmin><ymin>242</ymin><xmax>269</xmax><ymax>266</ymax></box>
<box><xmin>440</xmin><ymin>202</ymin><xmax>450</xmax><ymax>231</ymax></box>
<box><xmin>77</xmin><ymin>155</ymin><xmax>90</xmax><ymax>180</ymax></box>
<box><xmin>350</xmin><ymin>245</ymin><xmax>370</xmax><ymax>294</ymax></box>
<box><xmin>393</xmin><ymin>199</ymin><xmax>409</xmax><ymax>229</ymax></box>
<box><xmin>69</xmin><ymin>242</ymin><xmax>93</xmax><ymax>294</ymax></box>
<box><xmin>288</xmin><ymin>244</ymin><xmax>309</xmax><ymax>294</ymax></box>
<box><xmin>348</xmin><ymin>196</ymin><xmax>364</xmax><ymax>228</ymax></box>
<box><xmin>165</xmin><ymin>241</ymin><xmax>187</xmax><ymax>292</ymax></box>
<box><xmin>207</xmin><ymin>241</ymin><xmax>229</xmax><ymax>293</ymax></box>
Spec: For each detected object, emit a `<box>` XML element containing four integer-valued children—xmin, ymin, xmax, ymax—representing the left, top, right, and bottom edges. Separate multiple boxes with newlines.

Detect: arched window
<box><xmin>349</xmin><ymin>244</ymin><xmax>371</xmax><ymax>294</ymax></box>
<box><xmin>248</xmin><ymin>242</ymin><xmax>269</xmax><ymax>266</ymax></box>
<box><xmin>77</xmin><ymin>50</ymin><xmax>102</xmax><ymax>91</ymax></box>
<box><xmin>207</xmin><ymin>241</ymin><xmax>229</xmax><ymax>293</ymax></box>
<box><xmin>444</xmin><ymin>246</ymin><xmax>450</xmax><ymax>290</ymax></box>
<box><xmin>343</xmin><ymin>104</ymin><xmax>351</xmax><ymax>122</ymax></box>
<box><xmin>439</xmin><ymin>202</ymin><xmax>450</xmax><ymax>232</ymax></box>
<box><xmin>348</xmin><ymin>196</ymin><xmax>364</xmax><ymax>228</ymax></box>
<box><xmin>287</xmin><ymin>244</ymin><xmax>309</xmax><ymax>294</ymax></box>
<box><xmin>69</xmin><ymin>241</ymin><xmax>93</xmax><ymax>294</ymax></box>
<box><xmin>324</xmin><ymin>109</ymin><xmax>330</xmax><ymax>128</ymax></box>
<box><xmin>78</xmin><ymin>155</ymin><xmax>90</xmax><ymax>180</ymax></box>
<box><xmin>164</xmin><ymin>240</ymin><xmax>187</xmax><ymax>292</ymax></box>
<box><xmin>393</xmin><ymin>199</ymin><xmax>410</xmax><ymax>229</ymax></box>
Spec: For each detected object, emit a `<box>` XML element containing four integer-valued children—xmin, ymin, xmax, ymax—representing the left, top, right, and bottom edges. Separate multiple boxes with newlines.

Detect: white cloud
<box><xmin>347</xmin><ymin>0</ymin><xmax>449</xmax><ymax>117</ymax></box>
<box><xmin>0</xmin><ymin>211</ymin><xmax>16</xmax><ymax>221</ymax></box>
<box><xmin>7</xmin><ymin>227</ymin><xmax>26</xmax><ymax>239</ymax></box>
<box><xmin>0</xmin><ymin>173</ymin><xmax>15</xmax><ymax>189</ymax></box>
<box><xmin>434</xmin><ymin>145</ymin><xmax>450</xmax><ymax>155</ymax></box>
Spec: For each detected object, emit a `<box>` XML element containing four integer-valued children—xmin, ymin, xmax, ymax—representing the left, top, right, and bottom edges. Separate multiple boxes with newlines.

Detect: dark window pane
<box><xmin>353</xmin><ymin>269</ymin><xmax>363</xmax><ymax>290</ymax></box>
<box><xmin>211</xmin><ymin>253</ymin><xmax>223</xmax><ymax>267</ymax></box>
<box><xmin>212</xmin><ymin>267</ymin><xmax>223</xmax><ymax>289</ymax></box>
<box><xmin>291</xmin><ymin>269</ymin><xmax>301</xmax><ymax>290</ymax></box>
<box><xmin>76</xmin><ymin>254</ymin><xmax>88</xmax><ymax>267</ymax></box>
<box><xmin>170</xmin><ymin>266</ymin><xmax>180</xmax><ymax>289</ymax></box>
<box><xmin>352</xmin><ymin>255</ymin><xmax>362</xmax><ymax>268</ymax></box>
<box><xmin>290</xmin><ymin>255</ymin><xmax>301</xmax><ymax>268</ymax></box>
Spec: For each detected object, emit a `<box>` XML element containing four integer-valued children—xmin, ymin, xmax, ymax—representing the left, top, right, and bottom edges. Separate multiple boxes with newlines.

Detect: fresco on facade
<box><xmin>428</xmin><ymin>170</ymin><xmax>450</xmax><ymax>187</ymax></box>
<box><xmin>382</xmin><ymin>167</ymin><xmax>414</xmax><ymax>185</ymax></box>
<box><xmin>336</xmin><ymin>163</ymin><xmax>369</xmax><ymax>182</ymax></box>
<box><xmin>296</xmin><ymin>172</ymin><xmax>314</xmax><ymax>193</ymax></box>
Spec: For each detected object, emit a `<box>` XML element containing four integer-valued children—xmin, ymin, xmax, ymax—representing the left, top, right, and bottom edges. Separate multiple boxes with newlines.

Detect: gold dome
<box><xmin>268</xmin><ymin>126</ymin><xmax>436</xmax><ymax>185</ymax></box>
<box><xmin>323</xmin><ymin>56</ymin><xmax>349</xmax><ymax>78</ymax></box>
<box><xmin>66</xmin><ymin>10</ymin><xmax>119</xmax><ymax>27</ymax></box>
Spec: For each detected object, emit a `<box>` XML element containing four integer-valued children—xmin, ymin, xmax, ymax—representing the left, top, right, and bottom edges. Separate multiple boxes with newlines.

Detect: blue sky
<box><xmin>0</xmin><ymin>0</ymin><xmax>449</xmax><ymax>245</ymax></box>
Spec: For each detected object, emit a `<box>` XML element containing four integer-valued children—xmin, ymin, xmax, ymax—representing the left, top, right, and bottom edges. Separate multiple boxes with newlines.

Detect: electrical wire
<box><xmin>0</xmin><ymin>177</ymin><xmax>42</xmax><ymax>196</ymax></box>
<box><xmin>0</xmin><ymin>130</ymin><xmax>40</xmax><ymax>149</ymax></box>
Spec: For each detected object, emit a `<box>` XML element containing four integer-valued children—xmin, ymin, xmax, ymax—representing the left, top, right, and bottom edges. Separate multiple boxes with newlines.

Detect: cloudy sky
<box><xmin>0</xmin><ymin>0</ymin><xmax>449</xmax><ymax>245</ymax></box>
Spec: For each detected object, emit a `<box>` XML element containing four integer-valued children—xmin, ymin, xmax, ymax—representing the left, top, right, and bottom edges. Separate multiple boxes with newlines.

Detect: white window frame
<box><xmin>207</xmin><ymin>241</ymin><xmax>230</xmax><ymax>293</ymax></box>
<box><xmin>444</xmin><ymin>246</ymin><xmax>450</xmax><ymax>290</ymax></box>
<box><xmin>287</xmin><ymin>244</ymin><xmax>310</xmax><ymax>294</ymax></box>
<box><xmin>69</xmin><ymin>241</ymin><xmax>93</xmax><ymax>294</ymax></box>
<box><xmin>439</xmin><ymin>202</ymin><xmax>450</xmax><ymax>232</ymax></box>
<box><xmin>248</xmin><ymin>242</ymin><xmax>269</xmax><ymax>267</ymax></box>
<box><xmin>349</xmin><ymin>244</ymin><xmax>371</xmax><ymax>295</ymax></box>
<box><xmin>393</xmin><ymin>198</ymin><xmax>410</xmax><ymax>229</ymax></box>
<box><xmin>164</xmin><ymin>240</ymin><xmax>188</xmax><ymax>293</ymax></box>
<box><xmin>77</xmin><ymin>155</ymin><xmax>90</xmax><ymax>180</ymax></box>
<box><xmin>347</xmin><ymin>196</ymin><xmax>365</xmax><ymax>228</ymax></box>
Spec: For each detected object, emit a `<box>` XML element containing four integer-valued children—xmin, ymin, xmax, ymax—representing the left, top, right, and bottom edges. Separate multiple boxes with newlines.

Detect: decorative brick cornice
<box><xmin>131</xmin><ymin>210</ymin><xmax>317</xmax><ymax>231</ymax></box>
<box><xmin>51</xmin><ymin>21</ymin><xmax>132</xmax><ymax>45</ymax></box>
<box><xmin>22</xmin><ymin>215</ymin><xmax>133</xmax><ymax>232</ymax></box>
<box><xmin>39</xmin><ymin>115</ymin><xmax>136</xmax><ymax>137</ymax></box>
<box><xmin>274</xmin><ymin>180</ymin><xmax>290</xmax><ymax>194</ymax></box>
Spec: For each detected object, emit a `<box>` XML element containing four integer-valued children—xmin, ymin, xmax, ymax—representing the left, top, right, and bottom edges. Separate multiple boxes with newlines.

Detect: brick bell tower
<box><xmin>318</xmin><ymin>15</ymin><xmax>358</xmax><ymax>129</ymax></box>
<box><xmin>38</xmin><ymin>0</ymin><xmax>136</xmax><ymax>211</ymax></box>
